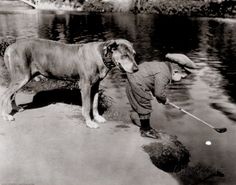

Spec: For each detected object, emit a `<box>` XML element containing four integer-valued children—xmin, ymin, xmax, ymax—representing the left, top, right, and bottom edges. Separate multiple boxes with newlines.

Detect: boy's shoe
<box><xmin>140</xmin><ymin>128</ymin><xmax>159</xmax><ymax>139</ymax></box>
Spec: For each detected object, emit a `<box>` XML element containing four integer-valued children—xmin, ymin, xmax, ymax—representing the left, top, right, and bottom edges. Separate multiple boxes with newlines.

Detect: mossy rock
<box><xmin>143</xmin><ymin>133</ymin><xmax>190</xmax><ymax>173</ymax></box>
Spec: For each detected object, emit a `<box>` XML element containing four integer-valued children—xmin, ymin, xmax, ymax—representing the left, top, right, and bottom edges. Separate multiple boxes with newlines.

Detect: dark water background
<box><xmin>0</xmin><ymin>9</ymin><xmax>236</xmax><ymax>185</ymax></box>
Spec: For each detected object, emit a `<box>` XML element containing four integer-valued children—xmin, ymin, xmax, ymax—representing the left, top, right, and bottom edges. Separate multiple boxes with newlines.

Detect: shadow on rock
<box><xmin>143</xmin><ymin>133</ymin><xmax>190</xmax><ymax>173</ymax></box>
<box><xmin>19</xmin><ymin>88</ymin><xmax>112</xmax><ymax>115</ymax></box>
<box><xmin>19</xmin><ymin>88</ymin><xmax>82</xmax><ymax>109</ymax></box>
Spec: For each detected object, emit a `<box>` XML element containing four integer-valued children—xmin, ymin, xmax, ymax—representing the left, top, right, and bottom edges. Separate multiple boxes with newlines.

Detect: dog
<box><xmin>0</xmin><ymin>38</ymin><xmax>138</xmax><ymax>128</ymax></box>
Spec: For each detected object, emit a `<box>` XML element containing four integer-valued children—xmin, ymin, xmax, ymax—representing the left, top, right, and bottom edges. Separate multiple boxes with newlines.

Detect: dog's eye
<box><xmin>121</xmin><ymin>54</ymin><xmax>129</xmax><ymax>59</ymax></box>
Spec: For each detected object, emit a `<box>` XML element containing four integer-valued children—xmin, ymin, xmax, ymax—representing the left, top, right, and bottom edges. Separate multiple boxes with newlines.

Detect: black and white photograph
<box><xmin>0</xmin><ymin>0</ymin><xmax>235</xmax><ymax>185</ymax></box>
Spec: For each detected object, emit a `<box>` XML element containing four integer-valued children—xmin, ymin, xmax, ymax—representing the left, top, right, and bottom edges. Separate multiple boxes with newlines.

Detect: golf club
<box><xmin>167</xmin><ymin>102</ymin><xmax>227</xmax><ymax>133</ymax></box>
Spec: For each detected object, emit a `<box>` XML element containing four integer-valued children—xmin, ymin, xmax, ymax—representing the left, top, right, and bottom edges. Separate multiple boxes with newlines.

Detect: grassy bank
<box><xmin>36</xmin><ymin>0</ymin><xmax>236</xmax><ymax>17</ymax></box>
<box><xmin>83</xmin><ymin>0</ymin><xmax>236</xmax><ymax>17</ymax></box>
<box><xmin>139</xmin><ymin>0</ymin><xmax>236</xmax><ymax>17</ymax></box>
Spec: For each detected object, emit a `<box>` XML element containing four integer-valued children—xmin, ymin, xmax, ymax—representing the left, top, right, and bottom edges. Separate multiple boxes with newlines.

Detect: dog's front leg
<box><xmin>91</xmin><ymin>81</ymin><xmax>106</xmax><ymax>123</ymax></box>
<box><xmin>93</xmin><ymin>92</ymin><xmax>106</xmax><ymax>123</ymax></box>
<box><xmin>81</xmin><ymin>82</ymin><xmax>99</xmax><ymax>129</ymax></box>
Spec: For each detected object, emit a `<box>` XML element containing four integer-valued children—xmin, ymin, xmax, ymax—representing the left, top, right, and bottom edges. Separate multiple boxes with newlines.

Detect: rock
<box><xmin>143</xmin><ymin>133</ymin><xmax>190</xmax><ymax>173</ymax></box>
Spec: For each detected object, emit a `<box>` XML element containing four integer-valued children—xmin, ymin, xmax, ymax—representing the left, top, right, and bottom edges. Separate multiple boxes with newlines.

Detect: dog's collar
<box><xmin>101</xmin><ymin>43</ymin><xmax>116</xmax><ymax>70</ymax></box>
<box><xmin>103</xmin><ymin>52</ymin><xmax>116</xmax><ymax>69</ymax></box>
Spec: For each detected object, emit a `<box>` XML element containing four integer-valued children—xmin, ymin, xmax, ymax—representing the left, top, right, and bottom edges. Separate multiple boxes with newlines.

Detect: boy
<box><xmin>126</xmin><ymin>53</ymin><xmax>196</xmax><ymax>139</ymax></box>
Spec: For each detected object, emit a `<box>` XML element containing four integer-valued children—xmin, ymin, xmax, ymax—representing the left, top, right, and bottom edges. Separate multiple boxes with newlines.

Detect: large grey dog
<box><xmin>0</xmin><ymin>38</ymin><xmax>138</xmax><ymax>128</ymax></box>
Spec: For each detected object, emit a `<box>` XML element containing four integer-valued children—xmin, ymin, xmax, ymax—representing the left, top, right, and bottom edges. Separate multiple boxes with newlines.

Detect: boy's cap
<box><xmin>165</xmin><ymin>53</ymin><xmax>197</xmax><ymax>73</ymax></box>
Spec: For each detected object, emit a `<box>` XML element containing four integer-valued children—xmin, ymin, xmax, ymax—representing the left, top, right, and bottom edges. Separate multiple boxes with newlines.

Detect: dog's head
<box><xmin>103</xmin><ymin>39</ymin><xmax>138</xmax><ymax>73</ymax></box>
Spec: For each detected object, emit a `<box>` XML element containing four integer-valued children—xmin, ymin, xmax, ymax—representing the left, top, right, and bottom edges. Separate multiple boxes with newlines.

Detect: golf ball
<box><xmin>205</xmin><ymin>141</ymin><xmax>212</xmax><ymax>145</ymax></box>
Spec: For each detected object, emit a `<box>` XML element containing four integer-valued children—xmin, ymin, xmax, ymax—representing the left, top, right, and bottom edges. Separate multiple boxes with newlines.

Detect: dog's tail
<box><xmin>0</xmin><ymin>36</ymin><xmax>16</xmax><ymax>57</ymax></box>
<box><xmin>0</xmin><ymin>36</ymin><xmax>17</xmax><ymax>87</ymax></box>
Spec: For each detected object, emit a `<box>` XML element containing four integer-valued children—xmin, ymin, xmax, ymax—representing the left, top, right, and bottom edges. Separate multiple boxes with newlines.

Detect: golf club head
<box><xmin>214</xmin><ymin>128</ymin><xmax>227</xmax><ymax>133</ymax></box>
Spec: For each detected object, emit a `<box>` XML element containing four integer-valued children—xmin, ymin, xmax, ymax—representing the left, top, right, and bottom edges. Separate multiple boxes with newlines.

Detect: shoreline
<box><xmin>20</xmin><ymin>0</ymin><xmax>236</xmax><ymax>18</ymax></box>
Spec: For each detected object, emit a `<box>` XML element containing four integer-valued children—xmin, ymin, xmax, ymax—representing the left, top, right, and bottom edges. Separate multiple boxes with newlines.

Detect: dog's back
<box><xmin>4</xmin><ymin>38</ymin><xmax>103</xmax><ymax>81</ymax></box>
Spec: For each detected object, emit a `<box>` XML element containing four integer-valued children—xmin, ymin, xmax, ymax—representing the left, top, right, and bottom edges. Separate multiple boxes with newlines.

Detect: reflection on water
<box><xmin>0</xmin><ymin>11</ymin><xmax>236</xmax><ymax>185</ymax></box>
<box><xmin>37</xmin><ymin>13</ymin><xmax>108</xmax><ymax>43</ymax></box>
<box><xmin>0</xmin><ymin>12</ymin><xmax>38</xmax><ymax>37</ymax></box>
<box><xmin>207</xmin><ymin>19</ymin><xmax>236</xmax><ymax>101</ymax></box>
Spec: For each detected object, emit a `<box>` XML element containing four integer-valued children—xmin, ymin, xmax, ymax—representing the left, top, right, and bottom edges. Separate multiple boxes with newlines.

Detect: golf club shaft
<box><xmin>167</xmin><ymin>102</ymin><xmax>215</xmax><ymax>129</ymax></box>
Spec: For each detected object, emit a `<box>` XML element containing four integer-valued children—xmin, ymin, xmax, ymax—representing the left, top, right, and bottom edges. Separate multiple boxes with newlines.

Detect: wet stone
<box><xmin>143</xmin><ymin>133</ymin><xmax>190</xmax><ymax>173</ymax></box>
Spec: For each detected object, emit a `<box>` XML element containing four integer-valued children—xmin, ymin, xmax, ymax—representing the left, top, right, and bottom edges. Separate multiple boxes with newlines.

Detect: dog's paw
<box><xmin>86</xmin><ymin>120</ymin><xmax>99</xmax><ymax>129</ymax></box>
<box><xmin>13</xmin><ymin>106</ymin><xmax>24</xmax><ymax>112</ymax></box>
<box><xmin>18</xmin><ymin>107</ymin><xmax>24</xmax><ymax>112</ymax></box>
<box><xmin>94</xmin><ymin>115</ymin><xmax>106</xmax><ymax>123</ymax></box>
<box><xmin>2</xmin><ymin>114</ymin><xmax>15</xmax><ymax>121</ymax></box>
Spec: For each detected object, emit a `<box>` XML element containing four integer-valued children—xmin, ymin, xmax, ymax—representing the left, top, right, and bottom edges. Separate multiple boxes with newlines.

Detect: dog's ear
<box><xmin>103</xmin><ymin>40</ymin><xmax>119</xmax><ymax>56</ymax></box>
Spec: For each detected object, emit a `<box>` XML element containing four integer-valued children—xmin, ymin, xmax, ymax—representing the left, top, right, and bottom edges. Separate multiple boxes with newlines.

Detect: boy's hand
<box><xmin>164</xmin><ymin>98</ymin><xmax>169</xmax><ymax>105</ymax></box>
<box><xmin>156</xmin><ymin>97</ymin><xmax>169</xmax><ymax>105</ymax></box>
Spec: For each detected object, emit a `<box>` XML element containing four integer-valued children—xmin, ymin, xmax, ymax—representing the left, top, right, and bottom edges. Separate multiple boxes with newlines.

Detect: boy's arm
<box><xmin>154</xmin><ymin>75</ymin><xmax>170</xmax><ymax>104</ymax></box>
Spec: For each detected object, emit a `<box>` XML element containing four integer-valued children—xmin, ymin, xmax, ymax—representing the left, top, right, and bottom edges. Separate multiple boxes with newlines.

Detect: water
<box><xmin>0</xmin><ymin>9</ymin><xmax>236</xmax><ymax>185</ymax></box>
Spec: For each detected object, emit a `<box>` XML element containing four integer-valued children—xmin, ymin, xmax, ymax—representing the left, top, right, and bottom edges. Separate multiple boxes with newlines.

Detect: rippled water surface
<box><xmin>1</xmin><ymin>9</ymin><xmax>236</xmax><ymax>185</ymax></box>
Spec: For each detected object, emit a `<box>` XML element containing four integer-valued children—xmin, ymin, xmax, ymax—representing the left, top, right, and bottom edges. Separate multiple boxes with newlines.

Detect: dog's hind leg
<box><xmin>1</xmin><ymin>87</ymin><xmax>17</xmax><ymax>121</ymax></box>
<box><xmin>1</xmin><ymin>77</ymin><xmax>30</xmax><ymax>121</ymax></box>
<box><xmin>80</xmin><ymin>81</ymin><xmax>99</xmax><ymax>129</ymax></box>
<box><xmin>92</xmin><ymin>82</ymin><xmax>106</xmax><ymax>123</ymax></box>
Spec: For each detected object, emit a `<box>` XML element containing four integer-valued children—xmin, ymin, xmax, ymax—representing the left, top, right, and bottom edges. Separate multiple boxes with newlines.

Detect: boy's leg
<box><xmin>126</xmin><ymin>83</ymin><xmax>159</xmax><ymax>139</ymax></box>
<box><xmin>139</xmin><ymin>114</ymin><xmax>151</xmax><ymax>131</ymax></box>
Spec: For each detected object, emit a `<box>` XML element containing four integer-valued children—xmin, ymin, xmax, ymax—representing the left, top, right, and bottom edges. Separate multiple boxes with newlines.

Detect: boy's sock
<box><xmin>140</xmin><ymin>119</ymin><xmax>151</xmax><ymax>131</ymax></box>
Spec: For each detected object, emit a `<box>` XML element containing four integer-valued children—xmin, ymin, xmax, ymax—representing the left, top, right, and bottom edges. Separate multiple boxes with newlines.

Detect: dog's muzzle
<box><xmin>132</xmin><ymin>65</ymin><xmax>139</xmax><ymax>72</ymax></box>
